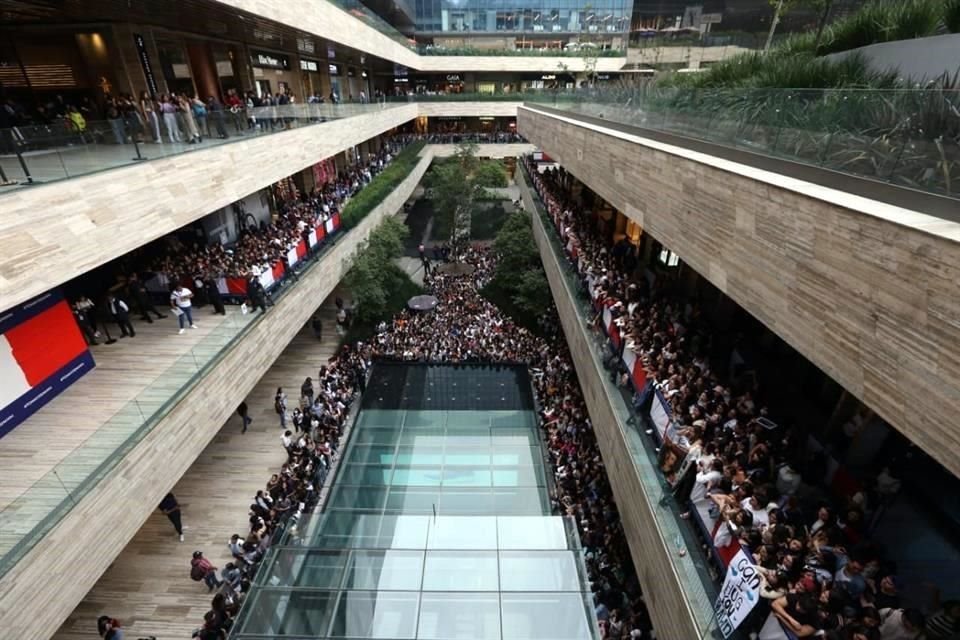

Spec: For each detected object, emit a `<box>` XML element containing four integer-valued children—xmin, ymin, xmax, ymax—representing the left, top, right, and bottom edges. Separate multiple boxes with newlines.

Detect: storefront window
<box><xmin>157</xmin><ymin>38</ymin><xmax>195</xmax><ymax>96</ymax></box>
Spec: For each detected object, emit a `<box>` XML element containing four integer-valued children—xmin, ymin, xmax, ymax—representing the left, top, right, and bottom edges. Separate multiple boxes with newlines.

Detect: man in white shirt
<box><xmin>170</xmin><ymin>285</ymin><xmax>198</xmax><ymax>334</ymax></box>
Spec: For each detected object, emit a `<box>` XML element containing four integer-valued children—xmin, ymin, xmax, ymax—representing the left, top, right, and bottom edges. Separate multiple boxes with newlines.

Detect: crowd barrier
<box><xmin>145</xmin><ymin>213</ymin><xmax>342</xmax><ymax>300</ymax></box>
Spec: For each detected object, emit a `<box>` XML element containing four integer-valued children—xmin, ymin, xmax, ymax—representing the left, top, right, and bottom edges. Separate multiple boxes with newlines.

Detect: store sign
<box><xmin>446</xmin><ymin>74</ymin><xmax>462</xmax><ymax>82</ymax></box>
<box><xmin>394</xmin><ymin>77</ymin><xmax>409</xmax><ymax>83</ymax></box>
<box><xmin>715</xmin><ymin>549</ymin><xmax>762</xmax><ymax>638</ymax></box>
<box><xmin>251</xmin><ymin>50</ymin><xmax>290</xmax><ymax>70</ymax></box>
<box><xmin>300</xmin><ymin>59</ymin><xmax>319</xmax><ymax>72</ymax></box>
<box><xmin>329</xmin><ymin>64</ymin><xmax>339</xmax><ymax>75</ymax></box>
<box><xmin>541</xmin><ymin>74</ymin><xmax>556</xmax><ymax>80</ymax></box>
<box><xmin>133</xmin><ymin>33</ymin><xmax>158</xmax><ymax>95</ymax></box>
<box><xmin>596</xmin><ymin>74</ymin><xmax>611</xmax><ymax>80</ymax></box>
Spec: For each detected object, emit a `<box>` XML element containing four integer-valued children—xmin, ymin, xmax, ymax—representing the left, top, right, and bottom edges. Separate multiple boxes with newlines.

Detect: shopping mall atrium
<box><xmin>0</xmin><ymin>0</ymin><xmax>958</xmax><ymax>639</ymax></box>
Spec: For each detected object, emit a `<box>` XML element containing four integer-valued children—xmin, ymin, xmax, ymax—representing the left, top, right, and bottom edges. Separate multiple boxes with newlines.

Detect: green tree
<box><xmin>510</xmin><ymin>268</ymin><xmax>552</xmax><ymax>318</ymax></box>
<box><xmin>485</xmin><ymin>212</ymin><xmax>552</xmax><ymax>330</ymax></box>
<box><xmin>493</xmin><ymin>212</ymin><xmax>539</xmax><ymax>273</ymax></box>
<box><xmin>345</xmin><ymin>216</ymin><xmax>410</xmax><ymax>323</ymax></box>
<box><xmin>426</xmin><ymin>145</ymin><xmax>508</xmax><ymax>256</ymax></box>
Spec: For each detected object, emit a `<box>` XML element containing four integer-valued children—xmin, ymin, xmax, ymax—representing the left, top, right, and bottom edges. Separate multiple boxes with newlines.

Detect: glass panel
<box><xmin>417</xmin><ymin>592</ymin><xmax>502</xmax><ymax>640</ymax></box>
<box><xmin>499</xmin><ymin>551</ymin><xmax>582</xmax><ymax>592</ymax></box>
<box><xmin>263</xmin><ymin>549</ymin><xmax>348</xmax><ymax>588</ymax></box>
<box><xmin>385</xmin><ymin>487</ymin><xmax>441</xmax><ymax>513</ymax></box>
<box><xmin>330</xmin><ymin>486</ymin><xmax>390</xmax><ymax>511</ymax></box>
<box><xmin>391</xmin><ymin>467</ymin><xmax>443</xmax><ymax>487</ymax></box>
<box><xmin>437</xmin><ymin>488</ymin><xmax>495</xmax><ymax>515</ymax></box>
<box><xmin>329</xmin><ymin>591</ymin><xmax>420</xmax><ymax>639</ymax></box>
<box><xmin>395</xmin><ymin>445</ymin><xmax>444</xmax><ymax>466</ymax></box>
<box><xmin>376</xmin><ymin>515</ymin><xmax>431</xmax><ymax>549</ymax></box>
<box><xmin>426</xmin><ymin>516</ymin><xmax>497</xmax><ymax>550</ymax></box>
<box><xmin>339</xmin><ymin>464</ymin><xmax>394</xmax><ymax>486</ymax></box>
<box><xmin>353</xmin><ymin>428</ymin><xmax>403</xmax><ymax>446</ymax></box>
<box><xmin>500</xmin><ymin>593</ymin><xmax>594</xmax><ymax>640</ymax></box>
<box><xmin>443</xmin><ymin>451</ymin><xmax>493</xmax><ymax>466</ymax></box>
<box><xmin>491</xmin><ymin>446</ymin><xmax>542</xmax><ymax>466</ymax></box>
<box><xmin>442</xmin><ymin>467</ymin><xmax>492</xmax><ymax>487</ymax></box>
<box><xmin>343</xmin><ymin>550</ymin><xmax>424</xmax><ymax>591</ymax></box>
<box><xmin>347</xmin><ymin>444</ymin><xmax>398</xmax><ymax>466</ymax></box>
<box><xmin>493</xmin><ymin>488</ymin><xmax>549</xmax><ymax>515</ymax></box>
<box><xmin>422</xmin><ymin>551</ymin><xmax>499</xmax><ymax>591</ymax></box>
<box><xmin>240</xmin><ymin>589</ymin><xmax>339</xmax><ymax>636</ymax></box>
<box><xmin>497</xmin><ymin>517</ymin><xmax>568</xmax><ymax>550</ymax></box>
<box><xmin>491</xmin><ymin>466</ymin><xmax>543</xmax><ymax>487</ymax></box>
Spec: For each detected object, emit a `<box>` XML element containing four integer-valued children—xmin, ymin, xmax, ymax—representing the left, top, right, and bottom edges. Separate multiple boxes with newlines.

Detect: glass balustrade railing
<box><xmin>0</xmin><ymin>103</ymin><xmax>406</xmax><ymax>189</ymax></box>
<box><xmin>322</xmin><ymin>0</ymin><xmax>416</xmax><ymax>50</ymax></box>
<box><xmin>518</xmin><ymin>164</ymin><xmax>719</xmax><ymax>637</ymax></box>
<box><xmin>527</xmin><ymin>87</ymin><xmax>960</xmax><ymax>200</ymax></box>
<box><xmin>0</xmin><ymin>144</ymin><xmax>424</xmax><ymax>581</ymax></box>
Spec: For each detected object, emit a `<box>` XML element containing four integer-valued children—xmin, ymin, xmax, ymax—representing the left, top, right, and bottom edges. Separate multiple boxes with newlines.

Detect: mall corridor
<box><xmin>52</xmin><ymin>297</ymin><xmax>343</xmax><ymax>640</ymax></box>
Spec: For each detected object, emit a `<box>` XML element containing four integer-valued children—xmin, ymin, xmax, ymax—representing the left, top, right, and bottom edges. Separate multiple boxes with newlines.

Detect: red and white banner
<box><xmin>622</xmin><ymin>348</ymin><xmax>647</xmax><ymax>391</ymax></box>
<box><xmin>287</xmin><ymin>247</ymin><xmax>299</xmax><ymax>269</ymax></box>
<box><xmin>0</xmin><ymin>292</ymin><xmax>95</xmax><ymax>436</ymax></box>
<box><xmin>324</xmin><ymin>217</ymin><xmax>336</xmax><ymax>234</ymax></box>
<box><xmin>308</xmin><ymin>230</ymin><xmax>319</xmax><ymax>248</ymax></box>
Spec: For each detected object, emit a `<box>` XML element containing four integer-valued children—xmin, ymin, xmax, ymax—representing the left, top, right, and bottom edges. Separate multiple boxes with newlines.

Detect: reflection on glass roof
<box><xmin>232</xmin><ymin>365</ymin><xmax>598</xmax><ymax>640</ymax></box>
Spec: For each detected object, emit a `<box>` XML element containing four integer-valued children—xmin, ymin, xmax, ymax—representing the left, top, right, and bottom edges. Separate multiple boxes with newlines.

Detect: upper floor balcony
<box><xmin>516</xmin><ymin>92</ymin><xmax>960</xmax><ymax>480</ymax></box>
<box><xmin>0</xmin><ymin>98</ymin><xmax>531</xmax><ymax>312</ymax></box>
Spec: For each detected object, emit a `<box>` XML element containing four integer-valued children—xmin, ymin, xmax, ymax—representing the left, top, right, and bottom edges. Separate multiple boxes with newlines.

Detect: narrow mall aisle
<box><xmin>52</xmin><ymin>294</ymin><xmax>345</xmax><ymax>640</ymax></box>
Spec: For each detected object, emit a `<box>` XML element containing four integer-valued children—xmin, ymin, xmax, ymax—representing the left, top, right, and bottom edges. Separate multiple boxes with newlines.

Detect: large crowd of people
<box><xmin>72</xmin><ymin>139</ymin><xmax>406</xmax><ymax>342</ymax></box>
<box><xmin>182</xmin><ymin>240</ymin><xmax>653</xmax><ymax>639</ymax></box>
<box><xmin>149</xmin><ymin>140</ymin><xmax>404</xmax><ymax>288</ymax></box>
<box><xmin>525</xmin><ymin>158</ymin><xmax>959</xmax><ymax>640</ymax></box>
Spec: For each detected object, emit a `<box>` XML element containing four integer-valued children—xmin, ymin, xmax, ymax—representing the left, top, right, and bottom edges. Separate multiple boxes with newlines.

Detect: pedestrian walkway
<box><xmin>0</xmin><ymin>306</ymin><xmax>248</xmax><ymax>551</ymax></box>
<box><xmin>50</xmin><ymin>295</ymin><xmax>344</xmax><ymax>640</ymax></box>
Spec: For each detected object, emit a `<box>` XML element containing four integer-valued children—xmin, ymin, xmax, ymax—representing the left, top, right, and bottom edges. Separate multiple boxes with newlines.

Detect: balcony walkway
<box><xmin>0</xmin><ymin>306</ymin><xmax>255</xmax><ymax>549</ymax></box>
<box><xmin>50</xmin><ymin>297</ymin><xmax>342</xmax><ymax>640</ymax></box>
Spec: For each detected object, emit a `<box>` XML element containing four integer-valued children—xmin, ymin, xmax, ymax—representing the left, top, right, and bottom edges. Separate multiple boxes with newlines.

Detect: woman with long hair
<box><xmin>139</xmin><ymin>90</ymin><xmax>161</xmax><ymax>143</ymax></box>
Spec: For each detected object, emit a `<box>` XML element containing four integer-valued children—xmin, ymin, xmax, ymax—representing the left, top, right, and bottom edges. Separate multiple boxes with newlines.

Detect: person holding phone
<box><xmin>170</xmin><ymin>284</ymin><xmax>198</xmax><ymax>334</ymax></box>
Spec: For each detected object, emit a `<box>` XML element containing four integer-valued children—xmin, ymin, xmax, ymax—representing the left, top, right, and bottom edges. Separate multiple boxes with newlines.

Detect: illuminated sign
<box><xmin>251</xmin><ymin>50</ymin><xmax>290</xmax><ymax>70</ymax></box>
<box><xmin>300</xmin><ymin>59</ymin><xmax>319</xmax><ymax>72</ymax></box>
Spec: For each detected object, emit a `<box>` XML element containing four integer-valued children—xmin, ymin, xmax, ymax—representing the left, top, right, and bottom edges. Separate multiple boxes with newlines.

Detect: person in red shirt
<box><xmin>191</xmin><ymin>551</ymin><xmax>223</xmax><ymax>591</ymax></box>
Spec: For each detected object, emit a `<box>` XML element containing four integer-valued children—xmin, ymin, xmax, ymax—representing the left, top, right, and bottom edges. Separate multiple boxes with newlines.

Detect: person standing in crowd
<box><xmin>139</xmin><ymin>91</ymin><xmax>161</xmax><ymax>143</ymax></box>
<box><xmin>311</xmin><ymin>313</ymin><xmax>323</xmax><ymax>341</ymax></box>
<box><xmin>207</xmin><ymin>95</ymin><xmax>229</xmax><ymax>139</ymax></box>
<box><xmin>238</xmin><ymin>401</ymin><xmax>251</xmax><ymax>434</ymax></box>
<box><xmin>178</xmin><ymin>94</ymin><xmax>202</xmax><ymax>144</ymax></box>
<box><xmin>274</xmin><ymin>387</ymin><xmax>288</xmax><ymax>429</ymax></box>
<box><xmin>192</xmin><ymin>95</ymin><xmax>209</xmax><ymax>139</ymax></box>
<box><xmin>126</xmin><ymin>273</ymin><xmax>166</xmax><ymax>323</ymax></box>
<box><xmin>159</xmin><ymin>94</ymin><xmax>181</xmax><ymax>143</ymax></box>
<box><xmin>170</xmin><ymin>284</ymin><xmax>197</xmax><ymax>334</ymax></box>
<box><xmin>246</xmin><ymin>272</ymin><xmax>267</xmax><ymax>314</ymax></box>
<box><xmin>225</xmin><ymin>89</ymin><xmax>244</xmax><ymax>134</ymax></box>
<box><xmin>97</xmin><ymin>615</ymin><xmax>123</xmax><ymax>640</ymax></box>
<box><xmin>300</xmin><ymin>377</ymin><xmax>314</xmax><ymax>406</ymax></box>
<box><xmin>105</xmin><ymin>98</ymin><xmax>126</xmax><ymax>145</ymax></box>
<box><xmin>73</xmin><ymin>298</ymin><xmax>99</xmax><ymax>345</ymax></box>
<box><xmin>106</xmin><ymin>293</ymin><xmax>135</xmax><ymax>338</ymax></box>
<box><xmin>190</xmin><ymin>551</ymin><xmax>222</xmax><ymax>592</ymax></box>
<box><xmin>159</xmin><ymin>492</ymin><xmax>185</xmax><ymax>542</ymax></box>
<box><xmin>204</xmin><ymin>275</ymin><xmax>226</xmax><ymax>315</ymax></box>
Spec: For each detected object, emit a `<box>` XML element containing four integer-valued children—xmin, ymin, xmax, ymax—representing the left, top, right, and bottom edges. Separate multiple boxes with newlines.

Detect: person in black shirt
<box><xmin>127</xmin><ymin>273</ymin><xmax>167</xmax><ymax>322</ymax></box>
<box><xmin>237</xmin><ymin>401</ymin><xmax>251</xmax><ymax>433</ymax></box>
<box><xmin>159</xmin><ymin>492</ymin><xmax>184</xmax><ymax>542</ymax></box>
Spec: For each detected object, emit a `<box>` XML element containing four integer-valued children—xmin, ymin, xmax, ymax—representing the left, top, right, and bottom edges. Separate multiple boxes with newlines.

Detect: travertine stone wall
<box><xmin>0</xmin><ymin>105</ymin><xmax>418</xmax><ymax>311</ymax></box>
<box><xmin>0</xmin><ymin>152</ymin><xmax>434</xmax><ymax>640</ymax></box>
<box><xmin>518</xmin><ymin>106</ymin><xmax>960</xmax><ymax>478</ymax></box>
<box><xmin>417</xmin><ymin>101</ymin><xmax>522</xmax><ymax>117</ymax></box>
<box><xmin>530</xmin><ymin>205</ymin><xmax>702</xmax><ymax>640</ymax></box>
